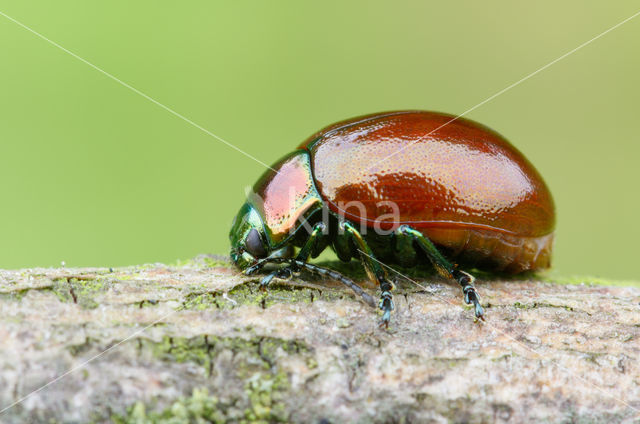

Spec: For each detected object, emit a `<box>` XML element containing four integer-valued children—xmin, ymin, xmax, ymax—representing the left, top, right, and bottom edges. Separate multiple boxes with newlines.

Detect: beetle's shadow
<box><xmin>249</xmin><ymin>259</ymin><xmax>545</xmax><ymax>304</ymax></box>
<box><xmin>308</xmin><ymin>259</ymin><xmax>545</xmax><ymax>293</ymax></box>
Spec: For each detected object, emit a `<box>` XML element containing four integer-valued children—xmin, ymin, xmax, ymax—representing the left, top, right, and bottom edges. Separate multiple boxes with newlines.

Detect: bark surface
<box><xmin>0</xmin><ymin>255</ymin><xmax>639</xmax><ymax>423</ymax></box>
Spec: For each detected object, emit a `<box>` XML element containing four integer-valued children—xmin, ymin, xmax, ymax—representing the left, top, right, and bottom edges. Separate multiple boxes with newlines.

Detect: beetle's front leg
<box><xmin>339</xmin><ymin>221</ymin><xmax>395</xmax><ymax>328</ymax></box>
<box><xmin>255</xmin><ymin>222</ymin><xmax>328</xmax><ymax>289</ymax></box>
<box><xmin>396</xmin><ymin>225</ymin><xmax>484</xmax><ymax>320</ymax></box>
<box><xmin>258</xmin><ymin>266</ymin><xmax>293</xmax><ymax>289</ymax></box>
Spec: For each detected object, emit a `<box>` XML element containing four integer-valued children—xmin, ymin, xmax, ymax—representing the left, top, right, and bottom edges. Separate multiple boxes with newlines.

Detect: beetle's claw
<box><xmin>472</xmin><ymin>297</ymin><xmax>485</xmax><ymax>321</ymax></box>
<box><xmin>379</xmin><ymin>310</ymin><xmax>391</xmax><ymax>329</ymax></box>
<box><xmin>454</xmin><ymin>269</ymin><xmax>485</xmax><ymax>321</ymax></box>
<box><xmin>463</xmin><ymin>286</ymin><xmax>484</xmax><ymax>321</ymax></box>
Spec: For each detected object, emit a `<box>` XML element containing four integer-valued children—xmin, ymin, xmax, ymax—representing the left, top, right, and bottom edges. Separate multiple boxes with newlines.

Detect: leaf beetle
<box><xmin>229</xmin><ymin>111</ymin><xmax>555</xmax><ymax>326</ymax></box>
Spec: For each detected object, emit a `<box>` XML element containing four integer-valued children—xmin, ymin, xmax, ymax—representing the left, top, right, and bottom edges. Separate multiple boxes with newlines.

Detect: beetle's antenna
<box><xmin>248</xmin><ymin>257</ymin><xmax>376</xmax><ymax>308</ymax></box>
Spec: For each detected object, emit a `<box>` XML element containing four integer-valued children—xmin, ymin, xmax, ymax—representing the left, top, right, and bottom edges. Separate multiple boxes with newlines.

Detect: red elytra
<box><xmin>293</xmin><ymin>110</ymin><xmax>555</xmax><ymax>273</ymax></box>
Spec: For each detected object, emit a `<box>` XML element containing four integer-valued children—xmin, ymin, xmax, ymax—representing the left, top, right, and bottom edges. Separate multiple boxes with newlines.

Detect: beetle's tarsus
<box><xmin>397</xmin><ymin>226</ymin><xmax>486</xmax><ymax>322</ymax></box>
<box><xmin>458</xmin><ymin>271</ymin><xmax>484</xmax><ymax>320</ymax></box>
<box><xmin>378</xmin><ymin>290</ymin><xmax>394</xmax><ymax>329</ymax></box>
<box><xmin>258</xmin><ymin>267</ymin><xmax>293</xmax><ymax>290</ymax></box>
<box><xmin>379</xmin><ymin>302</ymin><xmax>392</xmax><ymax>329</ymax></box>
<box><xmin>467</xmin><ymin>291</ymin><xmax>485</xmax><ymax>320</ymax></box>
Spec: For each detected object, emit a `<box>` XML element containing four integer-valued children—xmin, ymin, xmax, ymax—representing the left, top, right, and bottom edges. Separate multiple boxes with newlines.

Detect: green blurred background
<box><xmin>1</xmin><ymin>1</ymin><xmax>639</xmax><ymax>280</ymax></box>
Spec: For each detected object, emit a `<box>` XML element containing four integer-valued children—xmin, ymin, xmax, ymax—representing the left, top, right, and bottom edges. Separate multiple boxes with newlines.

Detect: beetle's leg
<box><xmin>396</xmin><ymin>225</ymin><xmax>484</xmax><ymax>320</ymax></box>
<box><xmin>289</xmin><ymin>260</ymin><xmax>377</xmax><ymax>308</ymax></box>
<box><xmin>294</xmin><ymin>222</ymin><xmax>328</xmax><ymax>264</ymax></box>
<box><xmin>339</xmin><ymin>221</ymin><xmax>395</xmax><ymax>328</ymax></box>
<box><xmin>258</xmin><ymin>266</ymin><xmax>293</xmax><ymax>289</ymax></box>
<box><xmin>259</xmin><ymin>222</ymin><xmax>327</xmax><ymax>289</ymax></box>
<box><xmin>249</xmin><ymin>257</ymin><xmax>377</xmax><ymax>308</ymax></box>
<box><xmin>250</xmin><ymin>224</ymin><xmax>376</xmax><ymax>308</ymax></box>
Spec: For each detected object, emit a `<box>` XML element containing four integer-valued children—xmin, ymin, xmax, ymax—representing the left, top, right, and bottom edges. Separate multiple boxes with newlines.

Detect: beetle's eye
<box><xmin>245</xmin><ymin>228</ymin><xmax>267</xmax><ymax>258</ymax></box>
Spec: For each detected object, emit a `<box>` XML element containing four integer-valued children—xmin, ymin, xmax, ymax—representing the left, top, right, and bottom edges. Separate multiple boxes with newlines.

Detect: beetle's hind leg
<box><xmin>396</xmin><ymin>225</ymin><xmax>484</xmax><ymax>320</ymax></box>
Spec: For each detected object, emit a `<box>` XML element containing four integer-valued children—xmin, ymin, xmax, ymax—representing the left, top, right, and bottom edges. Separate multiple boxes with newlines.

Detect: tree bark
<box><xmin>0</xmin><ymin>255</ymin><xmax>638</xmax><ymax>423</ymax></box>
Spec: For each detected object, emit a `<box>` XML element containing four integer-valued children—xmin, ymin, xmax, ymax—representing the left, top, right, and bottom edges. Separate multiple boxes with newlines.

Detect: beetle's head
<box><xmin>229</xmin><ymin>202</ymin><xmax>268</xmax><ymax>269</ymax></box>
<box><xmin>229</xmin><ymin>202</ymin><xmax>293</xmax><ymax>270</ymax></box>
<box><xmin>230</xmin><ymin>151</ymin><xmax>321</xmax><ymax>270</ymax></box>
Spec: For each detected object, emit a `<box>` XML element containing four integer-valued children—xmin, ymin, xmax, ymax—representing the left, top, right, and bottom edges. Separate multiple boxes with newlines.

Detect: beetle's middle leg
<box><xmin>396</xmin><ymin>225</ymin><xmax>484</xmax><ymax>320</ymax></box>
<box><xmin>338</xmin><ymin>221</ymin><xmax>395</xmax><ymax>327</ymax></box>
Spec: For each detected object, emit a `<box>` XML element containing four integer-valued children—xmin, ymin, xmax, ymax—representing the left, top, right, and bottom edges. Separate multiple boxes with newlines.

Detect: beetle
<box><xmin>229</xmin><ymin>110</ymin><xmax>555</xmax><ymax>326</ymax></box>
